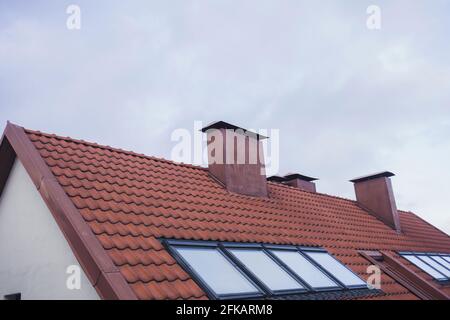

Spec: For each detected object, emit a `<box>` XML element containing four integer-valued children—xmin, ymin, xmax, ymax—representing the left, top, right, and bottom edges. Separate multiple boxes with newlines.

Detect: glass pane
<box><xmin>271</xmin><ymin>250</ymin><xmax>338</xmax><ymax>289</ymax></box>
<box><xmin>438</xmin><ymin>256</ymin><xmax>450</xmax><ymax>267</ymax></box>
<box><xmin>229</xmin><ymin>249</ymin><xmax>304</xmax><ymax>291</ymax></box>
<box><xmin>175</xmin><ymin>247</ymin><xmax>259</xmax><ymax>295</ymax></box>
<box><xmin>306</xmin><ymin>252</ymin><xmax>366</xmax><ymax>287</ymax></box>
<box><xmin>403</xmin><ymin>255</ymin><xmax>446</xmax><ymax>280</ymax></box>
<box><xmin>431</xmin><ymin>256</ymin><xmax>450</xmax><ymax>271</ymax></box>
<box><xmin>418</xmin><ymin>256</ymin><xmax>450</xmax><ymax>277</ymax></box>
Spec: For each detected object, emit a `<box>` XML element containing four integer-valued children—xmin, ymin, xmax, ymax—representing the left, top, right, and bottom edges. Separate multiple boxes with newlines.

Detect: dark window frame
<box><xmin>429</xmin><ymin>255</ymin><xmax>450</xmax><ymax>271</ymax></box>
<box><xmin>223</xmin><ymin>246</ymin><xmax>309</xmax><ymax>296</ymax></box>
<box><xmin>264</xmin><ymin>245</ymin><xmax>343</xmax><ymax>292</ymax></box>
<box><xmin>162</xmin><ymin>239</ymin><xmax>368</xmax><ymax>300</ymax></box>
<box><xmin>398</xmin><ymin>251</ymin><xmax>450</xmax><ymax>283</ymax></box>
<box><xmin>163</xmin><ymin>240</ymin><xmax>265</xmax><ymax>300</ymax></box>
<box><xmin>300</xmin><ymin>248</ymin><xmax>368</xmax><ymax>290</ymax></box>
<box><xmin>416</xmin><ymin>254</ymin><xmax>450</xmax><ymax>274</ymax></box>
<box><xmin>415</xmin><ymin>254</ymin><xmax>450</xmax><ymax>279</ymax></box>
<box><xmin>401</xmin><ymin>253</ymin><xmax>446</xmax><ymax>281</ymax></box>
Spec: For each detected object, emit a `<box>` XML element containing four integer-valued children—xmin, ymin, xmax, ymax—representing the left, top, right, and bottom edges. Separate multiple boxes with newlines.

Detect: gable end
<box><xmin>0</xmin><ymin>122</ymin><xmax>137</xmax><ymax>300</ymax></box>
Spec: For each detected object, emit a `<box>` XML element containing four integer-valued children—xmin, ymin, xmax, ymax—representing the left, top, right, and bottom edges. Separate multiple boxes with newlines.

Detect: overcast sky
<box><xmin>1</xmin><ymin>1</ymin><xmax>449</xmax><ymax>234</ymax></box>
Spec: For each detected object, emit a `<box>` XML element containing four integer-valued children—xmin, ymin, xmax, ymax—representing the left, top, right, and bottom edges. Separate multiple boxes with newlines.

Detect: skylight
<box><xmin>432</xmin><ymin>256</ymin><xmax>450</xmax><ymax>269</ymax></box>
<box><xmin>418</xmin><ymin>256</ymin><xmax>450</xmax><ymax>278</ymax></box>
<box><xmin>174</xmin><ymin>247</ymin><xmax>261</xmax><ymax>297</ymax></box>
<box><xmin>228</xmin><ymin>249</ymin><xmax>305</xmax><ymax>292</ymax></box>
<box><xmin>305</xmin><ymin>251</ymin><xmax>367</xmax><ymax>288</ymax></box>
<box><xmin>165</xmin><ymin>240</ymin><xmax>369</xmax><ymax>299</ymax></box>
<box><xmin>400</xmin><ymin>252</ymin><xmax>450</xmax><ymax>282</ymax></box>
<box><xmin>270</xmin><ymin>250</ymin><xmax>339</xmax><ymax>289</ymax></box>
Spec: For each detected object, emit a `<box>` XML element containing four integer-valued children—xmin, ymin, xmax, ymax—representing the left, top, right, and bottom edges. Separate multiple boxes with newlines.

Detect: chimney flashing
<box><xmin>284</xmin><ymin>173</ymin><xmax>318</xmax><ymax>182</ymax></box>
<box><xmin>267</xmin><ymin>175</ymin><xmax>287</xmax><ymax>183</ymax></box>
<box><xmin>350</xmin><ymin>171</ymin><xmax>395</xmax><ymax>183</ymax></box>
<box><xmin>201</xmin><ymin>121</ymin><xmax>268</xmax><ymax>140</ymax></box>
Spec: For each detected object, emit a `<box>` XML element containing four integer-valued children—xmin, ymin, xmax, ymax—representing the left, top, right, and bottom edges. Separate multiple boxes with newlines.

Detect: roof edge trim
<box><xmin>3</xmin><ymin>122</ymin><xmax>137</xmax><ymax>300</ymax></box>
<box><xmin>0</xmin><ymin>125</ymin><xmax>17</xmax><ymax>198</ymax></box>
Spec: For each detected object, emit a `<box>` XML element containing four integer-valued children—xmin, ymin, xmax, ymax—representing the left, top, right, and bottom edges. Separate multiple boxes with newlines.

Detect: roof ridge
<box><xmin>268</xmin><ymin>181</ymin><xmax>359</xmax><ymax>205</ymax></box>
<box><xmin>3</xmin><ymin>122</ymin><xmax>137</xmax><ymax>299</ymax></box>
<box><xmin>24</xmin><ymin>127</ymin><xmax>415</xmax><ymax>215</ymax></box>
<box><xmin>24</xmin><ymin>128</ymin><xmax>208</xmax><ymax>172</ymax></box>
<box><xmin>401</xmin><ymin>210</ymin><xmax>450</xmax><ymax>238</ymax></box>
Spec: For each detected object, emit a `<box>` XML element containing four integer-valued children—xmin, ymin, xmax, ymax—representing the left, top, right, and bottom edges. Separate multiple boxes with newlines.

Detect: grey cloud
<box><xmin>0</xmin><ymin>0</ymin><xmax>449</xmax><ymax>233</ymax></box>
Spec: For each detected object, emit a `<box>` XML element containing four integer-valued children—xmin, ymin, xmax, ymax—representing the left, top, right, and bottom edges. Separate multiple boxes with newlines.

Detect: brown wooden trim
<box><xmin>96</xmin><ymin>272</ymin><xmax>139</xmax><ymax>300</ymax></box>
<box><xmin>359</xmin><ymin>250</ymin><xmax>450</xmax><ymax>300</ymax></box>
<box><xmin>3</xmin><ymin>122</ymin><xmax>137</xmax><ymax>300</ymax></box>
<box><xmin>359</xmin><ymin>251</ymin><xmax>430</xmax><ymax>300</ymax></box>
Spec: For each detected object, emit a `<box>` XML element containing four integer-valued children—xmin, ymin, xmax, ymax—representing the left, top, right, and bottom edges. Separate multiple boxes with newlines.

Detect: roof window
<box><xmin>400</xmin><ymin>252</ymin><xmax>450</xmax><ymax>282</ymax></box>
<box><xmin>164</xmin><ymin>240</ymin><xmax>369</xmax><ymax>299</ymax></box>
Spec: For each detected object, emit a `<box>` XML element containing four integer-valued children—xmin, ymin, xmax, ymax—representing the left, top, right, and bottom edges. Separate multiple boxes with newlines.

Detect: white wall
<box><xmin>0</xmin><ymin>159</ymin><xmax>99</xmax><ymax>300</ymax></box>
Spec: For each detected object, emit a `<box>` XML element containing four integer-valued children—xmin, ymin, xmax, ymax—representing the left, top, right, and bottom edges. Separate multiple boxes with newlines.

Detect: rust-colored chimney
<box><xmin>267</xmin><ymin>173</ymin><xmax>318</xmax><ymax>192</ymax></box>
<box><xmin>283</xmin><ymin>173</ymin><xmax>318</xmax><ymax>192</ymax></box>
<box><xmin>201</xmin><ymin>121</ymin><xmax>268</xmax><ymax>197</ymax></box>
<box><xmin>350</xmin><ymin>172</ymin><xmax>401</xmax><ymax>233</ymax></box>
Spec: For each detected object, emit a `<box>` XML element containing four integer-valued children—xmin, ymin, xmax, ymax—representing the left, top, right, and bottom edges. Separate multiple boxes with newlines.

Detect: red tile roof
<box><xmin>3</xmin><ymin>123</ymin><xmax>450</xmax><ymax>299</ymax></box>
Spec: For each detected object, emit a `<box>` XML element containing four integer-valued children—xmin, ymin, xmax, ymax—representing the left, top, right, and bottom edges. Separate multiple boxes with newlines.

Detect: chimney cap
<box><xmin>284</xmin><ymin>173</ymin><xmax>318</xmax><ymax>182</ymax></box>
<box><xmin>200</xmin><ymin>121</ymin><xmax>268</xmax><ymax>140</ymax></box>
<box><xmin>267</xmin><ymin>175</ymin><xmax>287</xmax><ymax>183</ymax></box>
<box><xmin>350</xmin><ymin>171</ymin><xmax>395</xmax><ymax>183</ymax></box>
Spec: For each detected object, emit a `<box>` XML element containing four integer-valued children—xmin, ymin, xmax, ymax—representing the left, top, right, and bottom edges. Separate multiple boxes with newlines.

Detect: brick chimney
<box><xmin>350</xmin><ymin>171</ymin><xmax>401</xmax><ymax>233</ymax></box>
<box><xmin>201</xmin><ymin>121</ymin><xmax>268</xmax><ymax>197</ymax></box>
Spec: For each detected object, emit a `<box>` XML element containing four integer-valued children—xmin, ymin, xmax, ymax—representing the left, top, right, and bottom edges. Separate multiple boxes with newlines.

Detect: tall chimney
<box><xmin>350</xmin><ymin>172</ymin><xmax>401</xmax><ymax>233</ymax></box>
<box><xmin>201</xmin><ymin>121</ymin><xmax>268</xmax><ymax>197</ymax></box>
